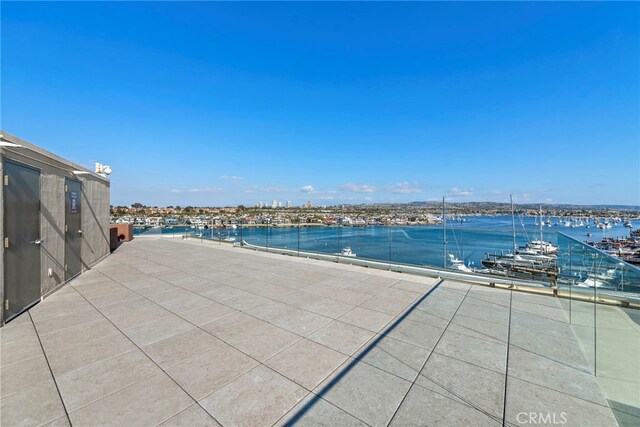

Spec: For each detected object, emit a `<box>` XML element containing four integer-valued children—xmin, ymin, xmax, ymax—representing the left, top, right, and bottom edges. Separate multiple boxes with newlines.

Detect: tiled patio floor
<box><xmin>0</xmin><ymin>237</ymin><xmax>619</xmax><ymax>426</ymax></box>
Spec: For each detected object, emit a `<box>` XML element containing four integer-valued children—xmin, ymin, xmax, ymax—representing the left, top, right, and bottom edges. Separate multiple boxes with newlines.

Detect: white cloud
<box><xmin>301</xmin><ymin>185</ymin><xmax>315</xmax><ymax>193</ymax></box>
<box><xmin>447</xmin><ymin>187</ymin><xmax>474</xmax><ymax>196</ymax></box>
<box><xmin>387</xmin><ymin>182</ymin><xmax>422</xmax><ymax>194</ymax></box>
<box><xmin>341</xmin><ymin>183</ymin><xmax>376</xmax><ymax>193</ymax></box>
<box><xmin>170</xmin><ymin>187</ymin><xmax>224</xmax><ymax>194</ymax></box>
<box><xmin>220</xmin><ymin>175</ymin><xmax>243</xmax><ymax>182</ymax></box>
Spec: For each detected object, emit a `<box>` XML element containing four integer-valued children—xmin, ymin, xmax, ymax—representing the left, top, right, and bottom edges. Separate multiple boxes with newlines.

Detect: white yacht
<box><xmin>575</xmin><ymin>269</ymin><xmax>616</xmax><ymax>288</ymax></box>
<box><xmin>523</xmin><ymin>239</ymin><xmax>558</xmax><ymax>255</ymax></box>
<box><xmin>448</xmin><ymin>254</ymin><xmax>473</xmax><ymax>272</ymax></box>
<box><xmin>336</xmin><ymin>247</ymin><xmax>356</xmax><ymax>257</ymax></box>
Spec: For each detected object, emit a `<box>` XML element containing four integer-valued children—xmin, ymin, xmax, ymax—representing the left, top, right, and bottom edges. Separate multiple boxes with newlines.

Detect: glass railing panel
<box><xmin>239</xmin><ymin>224</ymin><xmax>269</xmax><ymax>248</ymax></box>
<box><xmin>262</xmin><ymin>224</ymin><xmax>298</xmax><ymax>252</ymax></box>
<box><xmin>296</xmin><ymin>225</ymin><xmax>340</xmax><ymax>260</ymax></box>
<box><xmin>595</xmin><ymin>301</ymin><xmax>640</xmax><ymax>423</ymax></box>
<box><xmin>335</xmin><ymin>225</ymin><xmax>394</xmax><ymax>265</ymax></box>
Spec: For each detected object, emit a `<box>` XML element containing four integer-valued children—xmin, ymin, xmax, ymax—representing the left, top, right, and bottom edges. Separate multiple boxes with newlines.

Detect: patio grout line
<box><xmin>62</xmin><ymin>281</ymin><xmax>226</xmax><ymax>425</ymax></box>
<box><xmin>27</xmin><ymin>311</ymin><xmax>72</xmax><ymax>426</ymax></box>
<box><xmin>504</xmin><ymin>374</ymin><xmax>615</xmax><ymax>411</ymax></box>
<box><xmin>279</xmin><ymin>280</ymin><xmax>449</xmax><ymax>426</ymax></box>
<box><xmin>126</xmin><ymin>239</ymin><xmax>425</xmax><ymax>318</ymax></box>
<box><xmin>501</xmin><ymin>292</ymin><xmax>513</xmax><ymax>427</ymax></box>
<box><xmin>84</xmin><ymin>260</ymin><xmax>356</xmax><ymax>421</ymax></box>
<box><xmin>386</xmin><ymin>284</ymin><xmax>482</xmax><ymax>427</ymax></box>
<box><xmin>107</xmin><ymin>242</ymin><xmax>432</xmax><ymax>357</ymax></box>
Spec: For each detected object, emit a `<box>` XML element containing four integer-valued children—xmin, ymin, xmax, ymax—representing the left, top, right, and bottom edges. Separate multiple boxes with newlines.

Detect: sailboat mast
<box><xmin>539</xmin><ymin>204</ymin><xmax>543</xmax><ymax>246</ymax></box>
<box><xmin>442</xmin><ymin>197</ymin><xmax>447</xmax><ymax>268</ymax></box>
<box><xmin>511</xmin><ymin>194</ymin><xmax>516</xmax><ymax>256</ymax></box>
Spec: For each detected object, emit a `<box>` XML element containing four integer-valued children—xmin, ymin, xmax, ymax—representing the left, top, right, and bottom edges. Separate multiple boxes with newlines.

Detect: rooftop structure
<box><xmin>1</xmin><ymin>237</ymin><xmax>631</xmax><ymax>426</ymax></box>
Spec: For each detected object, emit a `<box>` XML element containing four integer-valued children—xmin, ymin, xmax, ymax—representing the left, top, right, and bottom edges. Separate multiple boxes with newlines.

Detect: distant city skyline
<box><xmin>3</xmin><ymin>2</ymin><xmax>639</xmax><ymax>206</ymax></box>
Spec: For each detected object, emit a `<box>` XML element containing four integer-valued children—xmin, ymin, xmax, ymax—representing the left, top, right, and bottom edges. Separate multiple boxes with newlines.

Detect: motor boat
<box><xmin>336</xmin><ymin>247</ymin><xmax>356</xmax><ymax>257</ymax></box>
<box><xmin>575</xmin><ymin>269</ymin><xmax>616</xmax><ymax>288</ymax></box>
<box><xmin>448</xmin><ymin>254</ymin><xmax>473</xmax><ymax>272</ymax></box>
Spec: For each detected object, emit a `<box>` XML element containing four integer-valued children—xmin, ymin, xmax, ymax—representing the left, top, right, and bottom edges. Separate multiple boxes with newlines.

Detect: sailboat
<box><xmin>518</xmin><ymin>205</ymin><xmax>558</xmax><ymax>256</ymax></box>
<box><xmin>482</xmin><ymin>197</ymin><xmax>558</xmax><ymax>281</ymax></box>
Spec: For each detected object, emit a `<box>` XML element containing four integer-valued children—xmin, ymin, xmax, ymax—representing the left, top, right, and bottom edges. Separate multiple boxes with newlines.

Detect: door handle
<box><xmin>31</xmin><ymin>239</ymin><xmax>43</xmax><ymax>245</ymax></box>
<box><xmin>78</xmin><ymin>230</ymin><xmax>83</xmax><ymax>234</ymax></box>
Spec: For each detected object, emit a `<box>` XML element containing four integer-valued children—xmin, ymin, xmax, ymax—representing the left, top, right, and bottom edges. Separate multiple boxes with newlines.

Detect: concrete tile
<box><xmin>201</xmin><ymin>312</ymin><xmax>267</xmax><ymax>341</ymax></box>
<box><xmin>504</xmin><ymin>376</ymin><xmax>618</xmax><ymax>427</ymax></box>
<box><xmin>266</xmin><ymin>339</ymin><xmax>348</xmax><ymax>390</ymax></box>
<box><xmin>277</xmin><ymin>393</ymin><xmax>368</xmax><ymax>427</ymax></box>
<box><xmin>298</xmin><ymin>295</ymin><xmax>355</xmax><ymax>319</ymax></box>
<box><xmin>376</xmin><ymin>288</ymin><xmax>422</xmax><ymax>305</ymax></box>
<box><xmin>123</xmin><ymin>314</ymin><xmax>194</xmax><ymax>347</ymax></box>
<box><xmin>309</xmin><ymin>321</ymin><xmax>374</xmax><ymax>356</ymax></box>
<box><xmin>252</xmin><ymin>284</ymin><xmax>298</xmax><ymax>300</ymax></box>
<box><xmin>338</xmin><ymin>306</ymin><xmax>394</xmax><ymax>333</ymax></box>
<box><xmin>392</xmin><ymin>279</ymin><xmax>434</xmax><ymax>294</ymax></box>
<box><xmin>69</xmin><ymin>372</ymin><xmax>193</xmax><ymax>426</ymax></box>
<box><xmin>511</xmin><ymin>308</ymin><xmax>575</xmax><ymax>338</ymax></box>
<box><xmin>508</xmin><ymin>346</ymin><xmax>609</xmax><ymax>406</ymax></box>
<box><xmin>246</xmin><ymin>300</ymin><xmax>302</xmax><ymax>322</ymax></box>
<box><xmin>45</xmin><ymin>330</ymin><xmax>137</xmax><ymax>377</ymax></box>
<box><xmin>319</xmin><ymin>360</ymin><xmax>412</xmax><ymax>426</ymax></box>
<box><xmin>355</xmin><ymin>335</ymin><xmax>430</xmax><ymax>382</ymax></box>
<box><xmin>0</xmin><ymin>377</ymin><xmax>67</xmax><ymax>426</ymax></box>
<box><xmin>386</xmin><ymin>318</ymin><xmax>445</xmax><ymax>351</ymax></box>
<box><xmin>0</xmin><ymin>319</ymin><xmax>38</xmax><ymax>345</ymax></box>
<box><xmin>179</xmin><ymin>301</ymin><xmax>238</xmax><ymax>326</ymax></box>
<box><xmin>225</xmin><ymin>322</ymin><xmax>301</xmax><ymax>362</ymax></box>
<box><xmin>200</xmin><ymin>365</ymin><xmax>307</xmax><ymax>427</ymax></box>
<box><xmin>56</xmin><ymin>349</ymin><xmax>160</xmax><ymax>412</ymax></box>
<box><xmin>450</xmin><ymin>312</ymin><xmax>509</xmax><ymax>344</ymax></box>
<box><xmin>1</xmin><ymin>334</ymin><xmax>46</xmax><ymax>367</ymax></box>
<box><xmin>265</xmin><ymin>306</ymin><xmax>332</xmax><ymax>337</ymax></box>
<box><xmin>29</xmin><ymin>300</ymin><xmax>95</xmax><ymax>323</ymax></box>
<box><xmin>434</xmin><ymin>329</ymin><xmax>507</xmax><ymax>374</ymax></box>
<box><xmin>143</xmin><ymin>328</ymin><xmax>223</xmax><ymax>369</ymax></box>
<box><xmin>390</xmin><ymin>383</ymin><xmax>501</xmax><ymax>426</ymax></box>
<box><xmin>222</xmin><ymin>275</ymin><xmax>271</xmax><ymax>293</ymax></box>
<box><xmin>161</xmin><ymin>293</ymin><xmax>218</xmax><ymax>315</ymax></box>
<box><xmin>159</xmin><ymin>403</ymin><xmax>221</xmax><ymax>427</ymax></box>
<box><xmin>420</xmin><ymin>352</ymin><xmax>505</xmax><ymax>419</ymax></box>
<box><xmin>38</xmin><ymin>319</ymin><xmax>121</xmax><ymax>356</ymax></box>
<box><xmin>509</xmin><ymin>328</ymin><xmax>592</xmax><ymax>373</ymax></box>
<box><xmin>166</xmin><ymin>341</ymin><xmax>258</xmax><ymax>400</ymax></box>
<box><xmin>455</xmin><ymin>298</ymin><xmax>510</xmax><ymax>325</ymax></box>
<box><xmin>99</xmin><ymin>299</ymin><xmax>172</xmax><ymax>330</ymax></box>
<box><xmin>347</xmin><ymin>278</ymin><xmax>395</xmax><ymax>295</ymax></box>
<box><xmin>41</xmin><ymin>415</ymin><xmax>71</xmax><ymax>426</ymax></box>
<box><xmin>223</xmin><ymin>293</ymin><xmax>272</xmax><ymax>311</ymax></box>
<box><xmin>402</xmin><ymin>306</ymin><xmax>451</xmax><ymax>330</ymax></box>
<box><xmin>33</xmin><ymin>308</ymin><xmax>105</xmax><ymax>336</ymax></box>
<box><xmin>359</xmin><ymin>295</ymin><xmax>410</xmax><ymax>316</ymax></box>
<box><xmin>127</xmin><ymin>281</ymin><xmax>178</xmax><ymax>297</ymax></box>
<box><xmin>307</xmin><ymin>286</ymin><xmax>372</xmax><ymax>306</ymax></box>
<box><xmin>0</xmin><ymin>352</ymin><xmax>51</xmax><ymax>398</ymax></box>
<box><xmin>165</xmin><ymin>274</ymin><xmax>211</xmax><ymax>288</ymax></box>
<box><xmin>200</xmin><ymin>284</ymin><xmax>247</xmax><ymax>302</ymax></box>
<box><xmin>412</xmin><ymin>294</ymin><xmax>461</xmax><ymax>322</ymax></box>
<box><xmin>83</xmin><ymin>288</ymin><xmax>143</xmax><ymax>309</ymax></box>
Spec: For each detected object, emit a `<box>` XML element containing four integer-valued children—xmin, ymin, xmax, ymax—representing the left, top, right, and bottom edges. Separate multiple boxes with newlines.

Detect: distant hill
<box><xmin>405</xmin><ymin>201</ymin><xmax>640</xmax><ymax>211</ymax></box>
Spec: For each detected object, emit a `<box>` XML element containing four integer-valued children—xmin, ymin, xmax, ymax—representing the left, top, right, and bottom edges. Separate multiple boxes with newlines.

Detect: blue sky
<box><xmin>2</xmin><ymin>2</ymin><xmax>639</xmax><ymax>207</ymax></box>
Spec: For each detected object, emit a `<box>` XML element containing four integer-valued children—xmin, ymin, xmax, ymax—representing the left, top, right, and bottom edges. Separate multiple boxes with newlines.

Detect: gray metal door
<box><xmin>65</xmin><ymin>178</ymin><xmax>82</xmax><ymax>280</ymax></box>
<box><xmin>3</xmin><ymin>160</ymin><xmax>41</xmax><ymax>322</ymax></box>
